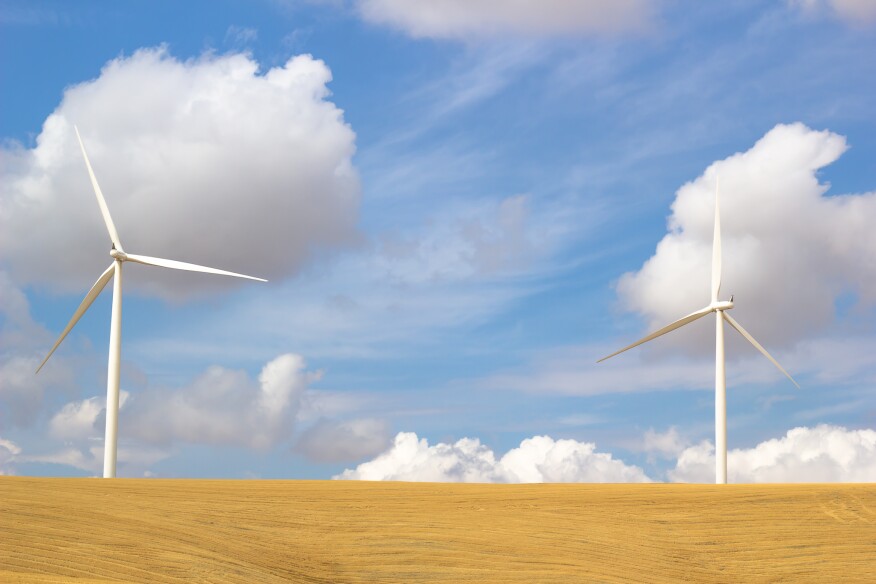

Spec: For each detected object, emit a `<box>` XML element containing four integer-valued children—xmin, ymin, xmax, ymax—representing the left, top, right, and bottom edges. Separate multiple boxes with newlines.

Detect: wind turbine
<box><xmin>597</xmin><ymin>179</ymin><xmax>798</xmax><ymax>484</ymax></box>
<box><xmin>36</xmin><ymin>126</ymin><xmax>266</xmax><ymax>478</ymax></box>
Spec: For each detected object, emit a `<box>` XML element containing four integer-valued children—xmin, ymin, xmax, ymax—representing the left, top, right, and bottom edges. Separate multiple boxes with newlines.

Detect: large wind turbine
<box><xmin>598</xmin><ymin>179</ymin><xmax>798</xmax><ymax>484</ymax></box>
<box><xmin>36</xmin><ymin>126</ymin><xmax>266</xmax><ymax>478</ymax></box>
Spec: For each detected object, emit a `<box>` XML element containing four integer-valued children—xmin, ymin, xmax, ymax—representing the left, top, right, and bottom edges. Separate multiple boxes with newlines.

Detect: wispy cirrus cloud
<box><xmin>479</xmin><ymin>332</ymin><xmax>876</xmax><ymax>399</ymax></box>
<box><xmin>790</xmin><ymin>0</ymin><xmax>876</xmax><ymax>25</ymax></box>
<box><xmin>356</xmin><ymin>0</ymin><xmax>656</xmax><ymax>39</ymax></box>
<box><xmin>131</xmin><ymin>190</ymin><xmax>591</xmax><ymax>364</ymax></box>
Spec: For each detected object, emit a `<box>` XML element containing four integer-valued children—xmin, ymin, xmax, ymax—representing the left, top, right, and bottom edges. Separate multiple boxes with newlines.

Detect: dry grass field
<box><xmin>1</xmin><ymin>477</ymin><xmax>874</xmax><ymax>583</ymax></box>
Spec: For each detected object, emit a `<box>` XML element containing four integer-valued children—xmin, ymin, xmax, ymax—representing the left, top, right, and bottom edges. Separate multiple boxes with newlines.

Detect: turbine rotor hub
<box><xmin>109</xmin><ymin>248</ymin><xmax>127</xmax><ymax>261</ymax></box>
<box><xmin>711</xmin><ymin>299</ymin><xmax>734</xmax><ymax>311</ymax></box>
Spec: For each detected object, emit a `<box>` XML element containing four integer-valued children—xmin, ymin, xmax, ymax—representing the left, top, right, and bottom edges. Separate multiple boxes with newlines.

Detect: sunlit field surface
<box><xmin>2</xmin><ymin>477</ymin><xmax>874</xmax><ymax>582</ymax></box>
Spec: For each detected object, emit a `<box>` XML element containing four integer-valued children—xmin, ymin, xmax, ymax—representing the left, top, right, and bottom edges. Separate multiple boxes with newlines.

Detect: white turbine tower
<box><xmin>598</xmin><ymin>179</ymin><xmax>798</xmax><ymax>484</ymax></box>
<box><xmin>36</xmin><ymin>126</ymin><xmax>266</xmax><ymax>478</ymax></box>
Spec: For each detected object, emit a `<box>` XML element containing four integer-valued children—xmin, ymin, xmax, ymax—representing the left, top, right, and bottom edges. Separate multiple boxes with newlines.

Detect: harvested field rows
<box><xmin>1</xmin><ymin>478</ymin><xmax>875</xmax><ymax>582</ymax></box>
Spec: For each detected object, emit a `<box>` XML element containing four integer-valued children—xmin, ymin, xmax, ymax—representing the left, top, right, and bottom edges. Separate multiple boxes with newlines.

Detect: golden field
<box><xmin>1</xmin><ymin>477</ymin><xmax>874</xmax><ymax>583</ymax></box>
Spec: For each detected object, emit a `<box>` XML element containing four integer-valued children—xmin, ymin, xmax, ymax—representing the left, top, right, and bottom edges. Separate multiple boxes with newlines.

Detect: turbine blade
<box><xmin>597</xmin><ymin>306</ymin><xmax>713</xmax><ymax>363</ymax></box>
<box><xmin>74</xmin><ymin>126</ymin><xmax>123</xmax><ymax>250</ymax></box>
<box><xmin>711</xmin><ymin>176</ymin><xmax>722</xmax><ymax>303</ymax></box>
<box><xmin>723</xmin><ymin>313</ymin><xmax>799</xmax><ymax>388</ymax></box>
<box><xmin>36</xmin><ymin>262</ymin><xmax>116</xmax><ymax>374</ymax></box>
<box><xmin>125</xmin><ymin>253</ymin><xmax>267</xmax><ymax>282</ymax></box>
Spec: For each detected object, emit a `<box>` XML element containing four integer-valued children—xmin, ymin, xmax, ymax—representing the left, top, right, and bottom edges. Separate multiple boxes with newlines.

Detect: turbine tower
<box><xmin>598</xmin><ymin>179</ymin><xmax>798</xmax><ymax>484</ymax></box>
<box><xmin>36</xmin><ymin>126</ymin><xmax>266</xmax><ymax>478</ymax></box>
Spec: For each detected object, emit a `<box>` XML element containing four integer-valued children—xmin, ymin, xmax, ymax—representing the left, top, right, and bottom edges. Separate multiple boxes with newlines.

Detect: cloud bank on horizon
<box><xmin>334</xmin><ymin>426</ymin><xmax>876</xmax><ymax>483</ymax></box>
<box><xmin>336</xmin><ymin>432</ymin><xmax>652</xmax><ymax>482</ymax></box>
<box><xmin>669</xmin><ymin>425</ymin><xmax>876</xmax><ymax>483</ymax></box>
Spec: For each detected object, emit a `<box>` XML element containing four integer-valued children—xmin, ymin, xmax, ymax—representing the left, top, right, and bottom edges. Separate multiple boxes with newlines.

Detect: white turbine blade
<box><xmin>723</xmin><ymin>312</ymin><xmax>799</xmax><ymax>389</ymax></box>
<box><xmin>35</xmin><ymin>262</ymin><xmax>116</xmax><ymax>374</ymax></box>
<box><xmin>597</xmin><ymin>306</ymin><xmax>713</xmax><ymax>363</ymax></box>
<box><xmin>74</xmin><ymin>126</ymin><xmax>123</xmax><ymax>250</ymax></box>
<box><xmin>125</xmin><ymin>253</ymin><xmax>267</xmax><ymax>282</ymax></box>
<box><xmin>711</xmin><ymin>176</ymin><xmax>722</xmax><ymax>303</ymax></box>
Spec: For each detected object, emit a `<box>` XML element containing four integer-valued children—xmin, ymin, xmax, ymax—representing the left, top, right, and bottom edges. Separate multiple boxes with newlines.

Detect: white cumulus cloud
<box><xmin>616</xmin><ymin>123</ymin><xmax>876</xmax><ymax>351</ymax></box>
<box><xmin>49</xmin><ymin>391</ymin><xmax>130</xmax><ymax>441</ymax></box>
<box><xmin>35</xmin><ymin>353</ymin><xmax>347</xmax><ymax>475</ymax></box>
<box><xmin>0</xmin><ymin>47</ymin><xmax>360</xmax><ymax>300</ymax></box>
<box><xmin>0</xmin><ymin>438</ymin><xmax>21</xmax><ymax>475</ymax></box>
<box><xmin>0</xmin><ymin>272</ymin><xmax>78</xmax><ymax>427</ymax></box>
<box><xmin>124</xmin><ymin>353</ymin><xmax>317</xmax><ymax>450</ymax></box>
<box><xmin>642</xmin><ymin>426</ymin><xmax>690</xmax><ymax>459</ymax></box>
<box><xmin>336</xmin><ymin>432</ymin><xmax>651</xmax><ymax>482</ymax></box>
<box><xmin>37</xmin><ymin>353</ymin><xmax>320</xmax><ymax>475</ymax></box>
<box><xmin>357</xmin><ymin>0</ymin><xmax>654</xmax><ymax>38</ymax></box>
<box><xmin>295</xmin><ymin>418</ymin><xmax>391</xmax><ymax>462</ymax></box>
<box><xmin>669</xmin><ymin>425</ymin><xmax>876</xmax><ymax>483</ymax></box>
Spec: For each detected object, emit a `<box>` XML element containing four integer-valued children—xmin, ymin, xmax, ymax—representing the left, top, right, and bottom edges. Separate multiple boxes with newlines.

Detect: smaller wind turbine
<box><xmin>36</xmin><ymin>126</ymin><xmax>266</xmax><ymax>478</ymax></box>
<box><xmin>598</xmin><ymin>178</ymin><xmax>798</xmax><ymax>484</ymax></box>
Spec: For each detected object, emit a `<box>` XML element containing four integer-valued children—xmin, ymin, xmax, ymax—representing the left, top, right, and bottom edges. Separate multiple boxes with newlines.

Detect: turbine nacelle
<box><xmin>710</xmin><ymin>299</ymin><xmax>734</xmax><ymax>312</ymax></box>
<box><xmin>109</xmin><ymin>248</ymin><xmax>128</xmax><ymax>261</ymax></box>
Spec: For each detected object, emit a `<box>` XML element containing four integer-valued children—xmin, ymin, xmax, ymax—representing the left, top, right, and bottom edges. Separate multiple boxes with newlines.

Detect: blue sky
<box><xmin>2</xmin><ymin>0</ymin><xmax>876</xmax><ymax>482</ymax></box>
